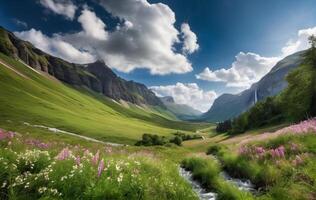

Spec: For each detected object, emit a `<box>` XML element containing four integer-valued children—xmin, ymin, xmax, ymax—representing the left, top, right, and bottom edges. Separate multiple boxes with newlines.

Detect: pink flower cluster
<box><xmin>0</xmin><ymin>129</ymin><xmax>15</xmax><ymax>140</ymax></box>
<box><xmin>269</xmin><ymin>146</ymin><xmax>285</xmax><ymax>158</ymax></box>
<box><xmin>25</xmin><ymin>139</ymin><xmax>50</xmax><ymax>149</ymax></box>
<box><xmin>56</xmin><ymin>148</ymin><xmax>106</xmax><ymax>178</ymax></box>
<box><xmin>264</xmin><ymin>118</ymin><xmax>316</xmax><ymax>135</ymax></box>
<box><xmin>239</xmin><ymin>143</ymin><xmax>307</xmax><ymax>166</ymax></box>
<box><xmin>239</xmin><ymin>145</ymin><xmax>286</xmax><ymax>159</ymax></box>
<box><xmin>56</xmin><ymin>148</ymin><xmax>71</xmax><ymax>160</ymax></box>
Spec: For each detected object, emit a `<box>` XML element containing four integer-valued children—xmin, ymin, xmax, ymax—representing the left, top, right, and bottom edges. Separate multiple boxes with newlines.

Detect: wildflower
<box><xmin>255</xmin><ymin>146</ymin><xmax>265</xmax><ymax>154</ymax></box>
<box><xmin>7</xmin><ymin>131</ymin><xmax>15</xmax><ymax>139</ymax></box>
<box><xmin>97</xmin><ymin>159</ymin><xmax>105</xmax><ymax>178</ymax></box>
<box><xmin>75</xmin><ymin>156</ymin><xmax>81</xmax><ymax>166</ymax></box>
<box><xmin>1</xmin><ymin>181</ymin><xmax>7</xmax><ymax>188</ymax></box>
<box><xmin>91</xmin><ymin>150</ymin><xmax>100</xmax><ymax>165</ymax></box>
<box><xmin>117</xmin><ymin>173</ymin><xmax>123</xmax><ymax>183</ymax></box>
<box><xmin>277</xmin><ymin>146</ymin><xmax>285</xmax><ymax>158</ymax></box>
<box><xmin>0</xmin><ymin>129</ymin><xmax>8</xmax><ymax>140</ymax></box>
<box><xmin>56</xmin><ymin>148</ymin><xmax>71</xmax><ymax>160</ymax></box>
<box><xmin>115</xmin><ymin>164</ymin><xmax>121</xmax><ymax>171</ymax></box>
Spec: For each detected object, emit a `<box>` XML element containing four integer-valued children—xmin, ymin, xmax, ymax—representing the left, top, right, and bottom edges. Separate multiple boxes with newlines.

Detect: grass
<box><xmin>209</xmin><ymin>133</ymin><xmax>316</xmax><ymax>200</ymax></box>
<box><xmin>0</xmin><ymin>53</ymin><xmax>210</xmax><ymax>144</ymax></box>
<box><xmin>0</xmin><ymin>129</ymin><xmax>199</xmax><ymax>200</ymax></box>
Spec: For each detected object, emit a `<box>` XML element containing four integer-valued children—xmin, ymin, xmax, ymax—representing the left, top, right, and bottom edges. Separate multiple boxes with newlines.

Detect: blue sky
<box><xmin>1</xmin><ymin>0</ymin><xmax>316</xmax><ymax>111</ymax></box>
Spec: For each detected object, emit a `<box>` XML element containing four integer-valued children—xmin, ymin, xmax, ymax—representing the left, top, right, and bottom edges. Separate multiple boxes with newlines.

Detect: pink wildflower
<box><xmin>7</xmin><ymin>131</ymin><xmax>15</xmax><ymax>139</ymax></box>
<box><xmin>277</xmin><ymin>146</ymin><xmax>285</xmax><ymax>158</ymax></box>
<box><xmin>75</xmin><ymin>156</ymin><xmax>81</xmax><ymax>166</ymax></box>
<box><xmin>97</xmin><ymin>159</ymin><xmax>105</xmax><ymax>178</ymax></box>
<box><xmin>92</xmin><ymin>150</ymin><xmax>100</xmax><ymax>165</ymax></box>
<box><xmin>56</xmin><ymin>148</ymin><xmax>71</xmax><ymax>160</ymax></box>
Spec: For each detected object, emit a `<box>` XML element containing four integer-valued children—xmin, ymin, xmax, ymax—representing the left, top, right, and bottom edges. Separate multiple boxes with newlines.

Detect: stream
<box><xmin>179</xmin><ymin>167</ymin><xmax>217</xmax><ymax>200</ymax></box>
<box><xmin>179</xmin><ymin>156</ymin><xmax>256</xmax><ymax>200</ymax></box>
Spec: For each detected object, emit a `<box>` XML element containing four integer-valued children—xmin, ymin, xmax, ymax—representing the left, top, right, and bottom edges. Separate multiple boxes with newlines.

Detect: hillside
<box><xmin>0</xmin><ymin>26</ymin><xmax>164</xmax><ymax>107</ymax></box>
<box><xmin>160</xmin><ymin>96</ymin><xmax>202</xmax><ymax>120</ymax></box>
<box><xmin>202</xmin><ymin>50</ymin><xmax>305</xmax><ymax>122</ymax></box>
<box><xmin>0</xmin><ymin>52</ymin><xmax>209</xmax><ymax>144</ymax></box>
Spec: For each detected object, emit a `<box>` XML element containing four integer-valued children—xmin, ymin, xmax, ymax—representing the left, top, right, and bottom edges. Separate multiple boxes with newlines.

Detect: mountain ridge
<box><xmin>202</xmin><ymin>50</ymin><xmax>306</xmax><ymax>122</ymax></box>
<box><xmin>0</xmin><ymin>26</ymin><xmax>164</xmax><ymax>107</ymax></box>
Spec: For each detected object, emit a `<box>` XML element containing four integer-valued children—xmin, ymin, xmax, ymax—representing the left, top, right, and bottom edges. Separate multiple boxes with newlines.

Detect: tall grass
<box><xmin>211</xmin><ymin>133</ymin><xmax>316</xmax><ymax>200</ymax></box>
<box><xmin>0</xmin><ymin>129</ymin><xmax>198</xmax><ymax>200</ymax></box>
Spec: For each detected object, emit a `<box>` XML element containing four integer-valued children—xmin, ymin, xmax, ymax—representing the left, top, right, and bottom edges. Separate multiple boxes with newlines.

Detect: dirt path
<box><xmin>0</xmin><ymin>59</ymin><xmax>29</xmax><ymax>79</ymax></box>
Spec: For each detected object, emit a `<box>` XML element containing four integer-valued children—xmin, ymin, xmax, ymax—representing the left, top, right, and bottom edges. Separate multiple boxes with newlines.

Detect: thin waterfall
<box><xmin>254</xmin><ymin>89</ymin><xmax>258</xmax><ymax>104</ymax></box>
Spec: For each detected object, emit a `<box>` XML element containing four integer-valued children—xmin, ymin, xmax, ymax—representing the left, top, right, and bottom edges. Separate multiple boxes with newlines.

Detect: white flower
<box><xmin>1</xmin><ymin>181</ymin><xmax>7</xmax><ymax>188</ymax></box>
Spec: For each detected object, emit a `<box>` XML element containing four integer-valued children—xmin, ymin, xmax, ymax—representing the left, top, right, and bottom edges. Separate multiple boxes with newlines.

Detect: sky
<box><xmin>1</xmin><ymin>0</ymin><xmax>316</xmax><ymax>112</ymax></box>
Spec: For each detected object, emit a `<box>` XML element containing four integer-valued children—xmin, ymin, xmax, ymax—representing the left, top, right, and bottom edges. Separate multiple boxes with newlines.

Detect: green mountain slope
<box><xmin>0</xmin><ymin>53</ymin><xmax>209</xmax><ymax>144</ymax></box>
<box><xmin>0</xmin><ymin>26</ymin><xmax>164</xmax><ymax>107</ymax></box>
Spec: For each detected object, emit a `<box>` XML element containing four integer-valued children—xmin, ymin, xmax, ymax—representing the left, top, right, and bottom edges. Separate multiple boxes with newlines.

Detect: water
<box><xmin>179</xmin><ymin>167</ymin><xmax>217</xmax><ymax>200</ymax></box>
<box><xmin>220</xmin><ymin>171</ymin><xmax>256</xmax><ymax>193</ymax></box>
<box><xmin>210</xmin><ymin>155</ymin><xmax>256</xmax><ymax>193</ymax></box>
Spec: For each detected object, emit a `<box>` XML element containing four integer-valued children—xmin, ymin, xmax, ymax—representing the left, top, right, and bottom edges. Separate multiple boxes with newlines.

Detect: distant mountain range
<box><xmin>0</xmin><ymin>26</ymin><xmax>164</xmax><ymax>107</ymax></box>
<box><xmin>160</xmin><ymin>96</ymin><xmax>202</xmax><ymax>120</ymax></box>
<box><xmin>202</xmin><ymin>50</ymin><xmax>306</xmax><ymax>122</ymax></box>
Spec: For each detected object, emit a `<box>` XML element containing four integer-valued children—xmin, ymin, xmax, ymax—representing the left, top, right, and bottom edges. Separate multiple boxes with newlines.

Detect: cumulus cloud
<box><xmin>281</xmin><ymin>27</ymin><xmax>316</xmax><ymax>56</ymax></box>
<box><xmin>196</xmin><ymin>52</ymin><xmax>279</xmax><ymax>88</ymax></box>
<box><xmin>77</xmin><ymin>9</ymin><xmax>107</xmax><ymax>40</ymax></box>
<box><xmin>150</xmin><ymin>83</ymin><xmax>217</xmax><ymax>112</ymax></box>
<box><xmin>14</xmin><ymin>29</ymin><xmax>95</xmax><ymax>64</ymax></box>
<box><xmin>181</xmin><ymin>23</ymin><xmax>199</xmax><ymax>54</ymax></box>
<box><xmin>197</xmin><ymin>26</ymin><xmax>316</xmax><ymax>89</ymax></box>
<box><xmin>39</xmin><ymin>0</ymin><xmax>77</xmax><ymax>20</ymax></box>
<box><xmin>17</xmin><ymin>0</ymin><xmax>199</xmax><ymax>75</ymax></box>
<box><xmin>62</xmin><ymin>0</ymin><xmax>193</xmax><ymax>75</ymax></box>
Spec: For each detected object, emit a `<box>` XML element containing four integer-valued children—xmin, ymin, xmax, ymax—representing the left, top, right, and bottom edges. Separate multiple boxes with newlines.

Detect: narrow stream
<box><xmin>179</xmin><ymin>156</ymin><xmax>256</xmax><ymax>200</ymax></box>
<box><xmin>179</xmin><ymin>167</ymin><xmax>217</xmax><ymax>200</ymax></box>
<box><xmin>220</xmin><ymin>171</ymin><xmax>256</xmax><ymax>193</ymax></box>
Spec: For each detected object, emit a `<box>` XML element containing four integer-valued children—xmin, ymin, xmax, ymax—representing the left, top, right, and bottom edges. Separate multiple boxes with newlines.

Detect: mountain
<box><xmin>0</xmin><ymin>27</ymin><xmax>209</xmax><ymax>144</ymax></box>
<box><xmin>202</xmin><ymin>50</ymin><xmax>306</xmax><ymax>122</ymax></box>
<box><xmin>0</xmin><ymin>26</ymin><xmax>163</xmax><ymax>107</ymax></box>
<box><xmin>160</xmin><ymin>96</ymin><xmax>202</xmax><ymax>120</ymax></box>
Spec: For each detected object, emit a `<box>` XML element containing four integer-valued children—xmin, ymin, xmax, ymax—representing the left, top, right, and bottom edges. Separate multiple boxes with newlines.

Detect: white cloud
<box><xmin>181</xmin><ymin>23</ymin><xmax>199</xmax><ymax>54</ymax></box>
<box><xmin>196</xmin><ymin>52</ymin><xmax>279</xmax><ymax>89</ymax></box>
<box><xmin>17</xmin><ymin>0</ymin><xmax>198</xmax><ymax>75</ymax></box>
<box><xmin>14</xmin><ymin>28</ymin><xmax>95</xmax><ymax>64</ymax></box>
<box><xmin>63</xmin><ymin>0</ymin><xmax>193</xmax><ymax>75</ymax></box>
<box><xmin>77</xmin><ymin>9</ymin><xmax>107</xmax><ymax>40</ymax></box>
<box><xmin>281</xmin><ymin>27</ymin><xmax>316</xmax><ymax>56</ymax></box>
<box><xmin>150</xmin><ymin>83</ymin><xmax>217</xmax><ymax>112</ymax></box>
<box><xmin>39</xmin><ymin>0</ymin><xmax>77</xmax><ymax>20</ymax></box>
<box><xmin>197</xmin><ymin>26</ymin><xmax>316</xmax><ymax>89</ymax></box>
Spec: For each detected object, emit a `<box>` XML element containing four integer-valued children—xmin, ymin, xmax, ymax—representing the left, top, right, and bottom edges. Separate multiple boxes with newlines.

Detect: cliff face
<box><xmin>0</xmin><ymin>26</ymin><xmax>163</xmax><ymax>107</ymax></box>
<box><xmin>202</xmin><ymin>50</ymin><xmax>306</xmax><ymax>122</ymax></box>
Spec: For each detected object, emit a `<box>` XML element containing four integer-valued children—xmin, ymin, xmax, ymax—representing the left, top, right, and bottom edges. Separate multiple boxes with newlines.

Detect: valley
<box><xmin>1</xmin><ymin>1</ymin><xmax>316</xmax><ymax>199</ymax></box>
